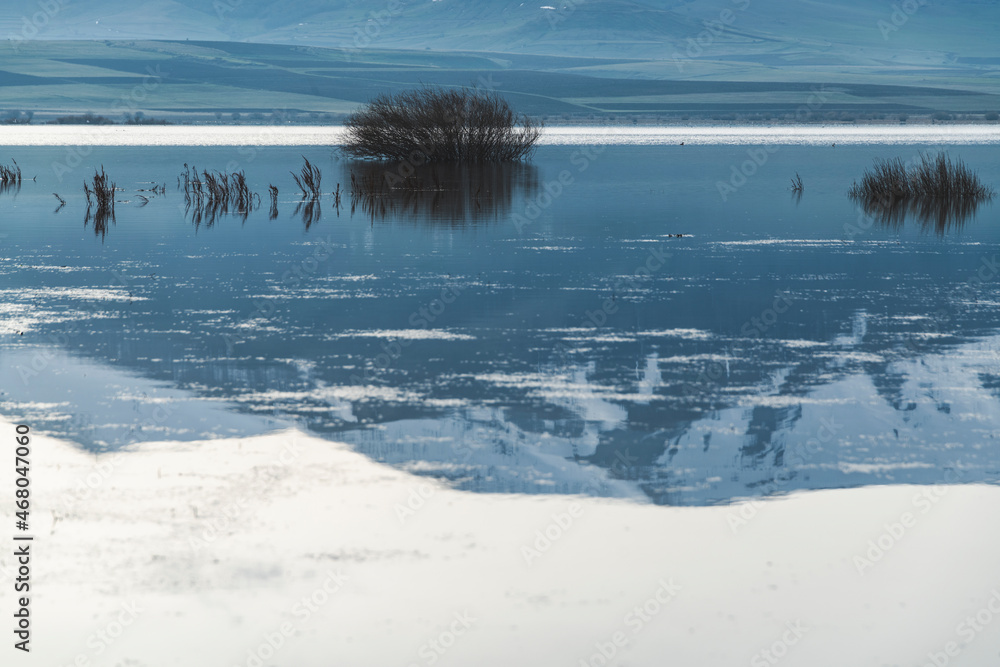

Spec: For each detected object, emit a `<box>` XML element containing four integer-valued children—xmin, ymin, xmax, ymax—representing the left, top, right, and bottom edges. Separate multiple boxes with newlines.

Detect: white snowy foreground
<box><xmin>4</xmin><ymin>418</ymin><xmax>1000</xmax><ymax>667</ymax></box>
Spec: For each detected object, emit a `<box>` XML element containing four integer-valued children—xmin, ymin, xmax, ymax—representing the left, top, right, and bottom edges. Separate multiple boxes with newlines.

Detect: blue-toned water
<box><xmin>2</xmin><ymin>128</ymin><xmax>1000</xmax><ymax>505</ymax></box>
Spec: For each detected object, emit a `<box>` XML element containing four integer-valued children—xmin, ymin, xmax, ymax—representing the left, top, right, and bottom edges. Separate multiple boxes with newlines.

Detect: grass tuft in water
<box><xmin>268</xmin><ymin>185</ymin><xmax>279</xmax><ymax>220</ymax></box>
<box><xmin>790</xmin><ymin>173</ymin><xmax>803</xmax><ymax>192</ymax></box>
<box><xmin>292</xmin><ymin>157</ymin><xmax>322</xmax><ymax>198</ymax></box>
<box><xmin>850</xmin><ymin>153</ymin><xmax>995</xmax><ymax>233</ymax></box>
<box><xmin>180</xmin><ymin>163</ymin><xmax>259</xmax><ymax>226</ymax></box>
<box><xmin>0</xmin><ymin>159</ymin><xmax>21</xmax><ymax>186</ymax></box>
<box><xmin>83</xmin><ymin>167</ymin><xmax>116</xmax><ymax>237</ymax></box>
<box><xmin>849</xmin><ymin>153</ymin><xmax>994</xmax><ymax>202</ymax></box>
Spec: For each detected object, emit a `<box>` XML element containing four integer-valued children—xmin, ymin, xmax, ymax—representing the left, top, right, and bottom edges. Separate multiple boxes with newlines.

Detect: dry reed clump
<box><xmin>849</xmin><ymin>153</ymin><xmax>994</xmax><ymax>202</ymax></box>
<box><xmin>268</xmin><ymin>185</ymin><xmax>279</xmax><ymax>220</ymax></box>
<box><xmin>179</xmin><ymin>164</ymin><xmax>259</xmax><ymax>225</ymax></box>
<box><xmin>849</xmin><ymin>153</ymin><xmax>995</xmax><ymax>233</ymax></box>
<box><xmin>0</xmin><ymin>159</ymin><xmax>21</xmax><ymax>186</ymax></box>
<box><xmin>83</xmin><ymin>167</ymin><xmax>116</xmax><ymax>237</ymax></box>
<box><xmin>292</xmin><ymin>157</ymin><xmax>322</xmax><ymax>198</ymax></box>
<box><xmin>790</xmin><ymin>173</ymin><xmax>803</xmax><ymax>192</ymax></box>
<box><xmin>289</xmin><ymin>157</ymin><xmax>327</xmax><ymax>226</ymax></box>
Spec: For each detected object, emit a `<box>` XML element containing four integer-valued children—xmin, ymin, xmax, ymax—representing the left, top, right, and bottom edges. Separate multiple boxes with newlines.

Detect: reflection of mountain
<box><xmin>309</xmin><ymin>312</ymin><xmax>999</xmax><ymax>505</ymax></box>
<box><xmin>6</xmin><ymin>273</ymin><xmax>1000</xmax><ymax>505</ymax></box>
<box><xmin>344</xmin><ymin>161</ymin><xmax>539</xmax><ymax>224</ymax></box>
<box><xmin>5</xmin><ymin>300</ymin><xmax>1000</xmax><ymax>505</ymax></box>
<box><xmin>0</xmin><ymin>346</ymin><xmax>276</xmax><ymax>450</ymax></box>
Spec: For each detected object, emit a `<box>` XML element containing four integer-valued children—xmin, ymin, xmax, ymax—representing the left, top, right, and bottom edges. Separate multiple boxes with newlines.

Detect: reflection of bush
<box><xmin>344</xmin><ymin>161</ymin><xmax>540</xmax><ymax>224</ymax></box>
<box><xmin>854</xmin><ymin>194</ymin><xmax>992</xmax><ymax>234</ymax></box>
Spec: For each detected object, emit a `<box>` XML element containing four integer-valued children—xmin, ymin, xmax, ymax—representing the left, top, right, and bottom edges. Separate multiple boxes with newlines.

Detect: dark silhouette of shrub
<box><xmin>342</xmin><ymin>86</ymin><xmax>541</xmax><ymax>163</ymax></box>
<box><xmin>50</xmin><ymin>113</ymin><xmax>114</xmax><ymax>125</ymax></box>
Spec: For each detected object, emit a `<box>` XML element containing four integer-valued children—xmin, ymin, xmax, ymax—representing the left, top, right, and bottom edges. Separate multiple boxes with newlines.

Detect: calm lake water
<box><xmin>2</xmin><ymin>126</ymin><xmax>1000</xmax><ymax>505</ymax></box>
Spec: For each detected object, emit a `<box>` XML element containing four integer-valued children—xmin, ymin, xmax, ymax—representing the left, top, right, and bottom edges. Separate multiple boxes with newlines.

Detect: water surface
<box><xmin>2</xmin><ymin>128</ymin><xmax>1000</xmax><ymax>505</ymax></box>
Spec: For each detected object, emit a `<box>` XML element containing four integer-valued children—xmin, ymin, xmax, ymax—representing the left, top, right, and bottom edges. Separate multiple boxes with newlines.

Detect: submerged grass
<box><xmin>790</xmin><ymin>173</ymin><xmax>803</xmax><ymax>192</ymax></box>
<box><xmin>0</xmin><ymin>159</ymin><xmax>22</xmax><ymax>195</ymax></box>
<box><xmin>291</xmin><ymin>157</ymin><xmax>322</xmax><ymax>198</ymax></box>
<box><xmin>83</xmin><ymin>167</ymin><xmax>116</xmax><ymax>237</ymax></box>
<box><xmin>290</xmin><ymin>157</ymin><xmax>327</xmax><ymax>226</ymax></box>
<box><xmin>180</xmin><ymin>163</ymin><xmax>259</xmax><ymax>225</ymax></box>
<box><xmin>268</xmin><ymin>184</ymin><xmax>279</xmax><ymax>220</ymax></box>
<box><xmin>0</xmin><ymin>159</ymin><xmax>21</xmax><ymax>185</ymax></box>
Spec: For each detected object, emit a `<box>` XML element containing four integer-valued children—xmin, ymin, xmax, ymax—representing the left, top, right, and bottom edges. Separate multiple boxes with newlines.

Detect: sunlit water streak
<box><xmin>2</xmin><ymin>124</ymin><xmax>1000</xmax><ymax>146</ymax></box>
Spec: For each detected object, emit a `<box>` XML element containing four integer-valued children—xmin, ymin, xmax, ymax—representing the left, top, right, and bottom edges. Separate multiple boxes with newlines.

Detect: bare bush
<box><xmin>342</xmin><ymin>86</ymin><xmax>541</xmax><ymax>163</ymax></box>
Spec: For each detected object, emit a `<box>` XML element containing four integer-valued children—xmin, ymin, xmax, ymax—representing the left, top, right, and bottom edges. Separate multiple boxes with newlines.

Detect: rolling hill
<box><xmin>2</xmin><ymin>2</ymin><xmax>1000</xmax><ymax>121</ymax></box>
<box><xmin>4</xmin><ymin>1</ymin><xmax>1000</xmax><ymax>62</ymax></box>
